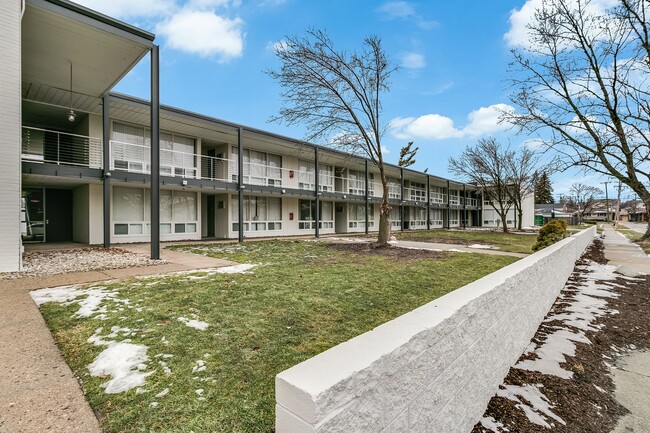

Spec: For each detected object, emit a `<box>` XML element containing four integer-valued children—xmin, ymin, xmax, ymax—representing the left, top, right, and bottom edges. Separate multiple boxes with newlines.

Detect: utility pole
<box><xmin>602</xmin><ymin>181</ymin><xmax>610</xmax><ymax>223</ymax></box>
<box><xmin>615</xmin><ymin>180</ymin><xmax>622</xmax><ymax>227</ymax></box>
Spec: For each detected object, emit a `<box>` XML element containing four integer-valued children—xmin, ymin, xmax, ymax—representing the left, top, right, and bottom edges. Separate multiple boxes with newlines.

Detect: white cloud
<box><xmin>389</xmin><ymin>103</ymin><xmax>515</xmax><ymax>140</ymax></box>
<box><xmin>504</xmin><ymin>0</ymin><xmax>619</xmax><ymax>48</ymax></box>
<box><xmin>375</xmin><ymin>1</ymin><xmax>437</xmax><ymax>29</ymax></box>
<box><xmin>463</xmin><ymin>103</ymin><xmax>514</xmax><ymax>136</ymax></box>
<box><xmin>400</xmin><ymin>52</ymin><xmax>425</xmax><ymax>69</ymax></box>
<box><xmin>266</xmin><ymin>39</ymin><xmax>289</xmax><ymax>53</ymax></box>
<box><xmin>156</xmin><ymin>10</ymin><xmax>245</xmax><ymax>60</ymax></box>
<box><xmin>187</xmin><ymin>0</ymin><xmax>241</xmax><ymax>9</ymax></box>
<box><xmin>521</xmin><ymin>138</ymin><xmax>545</xmax><ymax>150</ymax></box>
<box><xmin>72</xmin><ymin>0</ymin><xmax>176</xmax><ymax>18</ymax></box>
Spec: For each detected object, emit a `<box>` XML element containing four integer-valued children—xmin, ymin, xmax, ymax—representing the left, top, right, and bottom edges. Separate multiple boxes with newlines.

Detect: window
<box><xmin>232</xmin><ymin>148</ymin><xmax>282</xmax><ymax>186</ymax></box>
<box><xmin>388</xmin><ymin>178</ymin><xmax>401</xmax><ymax>199</ymax></box>
<box><xmin>390</xmin><ymin>207</ymin><xmax>401</xmax><ymax>228</ymax></box>
<box><xmin>429</xmin><ymin>208</ymin><xmax>443</xmax><ymax>226</ymax></box>
<box><xmin>449</xmin><ymin>209</ymin><xmax>459</xmax><ymax>225</ymax></box>
<box><xmin>112</xmin><ymin>122</ymin><xmax>196</xmax><ymax>177</ymax></box>
<box><xmin>232</xmin><ymin>196</ymin><xmax>282</xmax><ymax>232</ymax></box>
<box><xmin>449</xmin><ymin>190</ymin><xmax>460</xmax><ymax>206</ymax></box>
<box><xmin>348</xmin><ymin>170</ymin><xmax>373</xmax><ymax>195</ymax></box>
<box><xmin>410</xmin><ymin>182</ymin><xmax>426</xmax><ymax>202</ymax></box>
<box><xmin>429</xmin><ymin>186</ymin><xmax>446</xmax><ymax>204</ymax></box>
<box><xmin>298</xmin><ymin>161</ymin><xmax>334</xmax><ymax>192</ymax></box>
<box><xmin>113</xmin><ymin>187</ymin><xmax>197</xmax><ymax>236</ymax></box>
<box><xmin>410</xmin><ymin>207</ymin><xmax>427</xmax><ymax>227</ymax></box>
<box><xmin>348</xmin><ymin>203</ymin><xmax>374</xmax><ymax>228</ymax></box>
<box><xmin>299</xmin><ymin>200</ymin><xmax>334</xmax><ymax>229</ymax></box>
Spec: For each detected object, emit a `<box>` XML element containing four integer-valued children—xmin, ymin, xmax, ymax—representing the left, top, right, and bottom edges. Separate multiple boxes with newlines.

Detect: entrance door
<box><xmin>206</xmin><ymin>195</ymin><xmax>215</xmax><ymax>238</ymax></box>
<box><xmin>45</xmin><ymin>189</ymin><xmax>73</xmax><ymax>242</ymax></box>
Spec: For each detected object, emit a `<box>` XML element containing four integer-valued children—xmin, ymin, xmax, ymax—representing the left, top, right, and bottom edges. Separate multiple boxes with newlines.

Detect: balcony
<box><xmin>22</xmin><ymin>126</ymin><xmax>102</xmax><ymax>168</ymax></box>
<box><xmin>110</xmin><ymin>140</ymin><xmax>198</xmax><ymax>178</ymax></box>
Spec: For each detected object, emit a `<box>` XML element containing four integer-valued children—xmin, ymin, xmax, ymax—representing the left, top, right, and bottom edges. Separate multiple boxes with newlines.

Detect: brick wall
<box><xmin>0</xmin><ymin>0</ymin><xmax>22</xmax><ymax>272</ymax></box>
<box><xmin>276</xmin><ymin>227</ymin><xmax>596</xmax><ymax>433</ymax></box>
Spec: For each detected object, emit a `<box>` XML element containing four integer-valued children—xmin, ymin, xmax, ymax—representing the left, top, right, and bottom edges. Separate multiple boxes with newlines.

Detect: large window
<box><xmin>388</xmin><ymin>178</ymin><xmax>401</xmax><ymax>200</ymax></box>
<box><xmin>348</xmin><ymin>203</ymin><xmax>374</xmax><ymax>228</ymax></box>
<box><xmin>112</xmin><ymin>122</ymin><xmax>196</xmax><ymax>177</ymax></box>
<box><xmin>390</xmin><ymin>207</ymin><xmax>401</xmax><ymax>228</ymax></box>
<box><xmin>231</xmin><ymin>148</ymin><xmax>282</xmax><ymax>186</ymax></box>
<box><xmin>449</xmin><ymin>190</ymin><xmax>460</xmax><ymax>206</ymax></box>
<box><xmin>299</xmin><ymin>200</ymin><xmax>334</xmax><ymax>229</ymax></box>
<box><xmin>449</xmin><ymin>209</ymin><xmax>459</xmax><ymax>225</ymax></box>
<box><xmin>113</xmin><ymin>187</ymin><xmax>197</xmax><ymax>236</ymax></box>
<box><xmin>348</xmin><ymin>170</ymin><xmax>374</xmax><ymax>195</ymax></box>
<box><xmin>410</xmin><ymin>182</ymin><xmax>426</xmax><ymax>202</ymax></box>
<box><xmin>430</xmin><ymin>186</ymin><xmax>446</xmax><ymax>204</ymax></box>
<box><xmin>410</xmin><ymin>207</ymin><xmax>427</xmax><ymax>228</ymax></box>
<box><xmin>429</xmin><ymin>208</ymin><xmax>443</xmax><ymax>226</ymax></box>
<box><xmin>231</xmin><ymin>196</ymin><xmax>282</xmax><ymax>232</ymax></box>
<box><xmin>297</xmin><ymin>161</ymin><xmax>334</xmax><ymax>192</ymax></box>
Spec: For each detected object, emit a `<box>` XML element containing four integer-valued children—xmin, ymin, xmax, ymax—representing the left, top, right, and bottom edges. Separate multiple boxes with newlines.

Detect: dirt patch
<box><xmin>323</xmin><ymin>241</ymin><xmax>450</xmax><ymax>261</ymax></box>
<box><xmin>473</xmin><ymin>239</ymin><xmax>650</xmax><ymax>433</ymax></box>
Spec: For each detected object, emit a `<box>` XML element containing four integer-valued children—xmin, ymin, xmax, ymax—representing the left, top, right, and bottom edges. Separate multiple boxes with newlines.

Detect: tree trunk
<box><xmin>641</xmin><ymin>195</ymin><xmax>650</xmax><ymax>241</ymax></box>
<box><xmin>498</xmin><ymin>209</ymin><xmax>509</xmax><ymax>233</ymax></box>
<box><xmin>377</xmin><ymin>169</ymin><xmax>391</xmax><ymax>244</ymax></box>
<box><xmin>518</xmin><ymin>208</ymin><xmax>524</xmax><ymax>230</ymax></box>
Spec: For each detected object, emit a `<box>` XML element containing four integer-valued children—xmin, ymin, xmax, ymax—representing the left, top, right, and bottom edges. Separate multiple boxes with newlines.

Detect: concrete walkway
<box><xmin>624</xmin><ymin>222</ymin><xmax>649</xmax><ymax>235</ymax></box>
<box><xmin>602</xmin><ymin>226</ymin><xmax>650</xmax><ymax>432</ymax></box>
<box><xmin>0</xmin><ymin>246</ymin><xmax>234</xmax><ymax>433</ymax></box>
<box><xmin>393</xmin><ymin>239</ymin><xmax>529</xmax><ymax>258</ymax></box>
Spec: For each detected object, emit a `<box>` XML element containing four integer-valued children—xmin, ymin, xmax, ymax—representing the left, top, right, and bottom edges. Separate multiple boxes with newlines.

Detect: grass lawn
<box><xmin>37</xmin><ymin>240</ymin><xmax>518</xmax><ymax>433</ymax></box>
<box><xmin>394</xmin><ymin>229</ymin><xmax>537</xmax><ymax>254</ymax></box>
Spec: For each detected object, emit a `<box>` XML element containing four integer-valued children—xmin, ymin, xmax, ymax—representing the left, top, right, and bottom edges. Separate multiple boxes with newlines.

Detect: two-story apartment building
<box><xmin>0</xmin><ymin>0</ymin><xmax>530</xmax><ymax>272</ymax></box>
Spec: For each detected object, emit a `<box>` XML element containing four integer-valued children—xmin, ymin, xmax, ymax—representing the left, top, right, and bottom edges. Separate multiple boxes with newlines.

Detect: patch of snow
<box><xmin>480</xmin><ymin>416</ymin><xmax>509</xmax><ymax>432</ymax></box>
<box><xmin>149</xmin><ymin>402</ymin><xmax>159</xmax><ymax>408</ymax></box>
<box><xmin>216</xmin><ymin>264</ymin><xmax>257</xmax><ymax>274</ymax></box>
<box><xmin>155</xmin><ymin>388</ymin><xmax>169</xmax><ymax>398</ymax></box>
<box><xmin>192</xmin><ymin>360</ymin><xmax>207</xmax><ymax>373</ymax></box>
<box><xmin>177</xmin><ymin>317</ymin><xmax>209</xmax><ymax>330</ymax></box>
<box><xmin>30</xmin><ymin>285</ymin><xmax>120</xmax><ymax>318</ymax></box>
<box><xmin>195</xmin><ymin>389</ymin><xmax>204</xmax><ymax>395</ymax></box>
<box><xmin>516</xmin><ymin>329</ymin><xmax>590</xmax><ymax>379</ymax></box>
<box><xmin>87</xmin><ymin>342</ymin><xmax>152</xmax><ymax>394</ymax></box>
<box><xmin>468</xmin><ymin>244</ymin><xmax>497</xmax><ymax>250</ymax></box>
<box><xmin>497</xmin><ymin>384</ymin><xmax>565</xmax><ymax>428</ymax></box>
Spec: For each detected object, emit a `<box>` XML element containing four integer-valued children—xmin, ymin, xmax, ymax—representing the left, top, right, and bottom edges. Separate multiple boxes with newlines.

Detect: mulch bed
<box><xmin>473</xmin><ymin>239</ymin><xmax>650</xmax><ymax>432</ymax></box>
<box><xmin>323</xmin><ymin>241</ymin><xmax>450</xmax><ymax>261</ymax></box>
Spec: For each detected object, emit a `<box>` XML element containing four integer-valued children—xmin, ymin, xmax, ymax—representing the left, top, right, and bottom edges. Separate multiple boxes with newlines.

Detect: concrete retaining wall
<box><xmin>276</xmin><ymin>227</ymin><xmax>596</xmax><ymax>433</ymax></box>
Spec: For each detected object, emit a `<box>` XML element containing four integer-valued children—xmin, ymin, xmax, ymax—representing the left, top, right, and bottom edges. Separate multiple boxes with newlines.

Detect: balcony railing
<box><xmin>22</xmin><ymin>126</ymin><xmax>102</xmax><ymax>168</ymax></box>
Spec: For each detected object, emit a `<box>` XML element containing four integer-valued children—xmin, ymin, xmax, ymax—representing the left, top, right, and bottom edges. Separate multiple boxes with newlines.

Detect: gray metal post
<box><xmin>364</xmin><ymin>160</ymin><xmax>369</xmax><ymax>235</ymax></box>
<box><xmin>446</xmin><ymin>180</ymin><xmax>451</xmax><ymax>229</ymax></box>
<box><xmin>463</xmin><ymin>184</ymin><xmax>467</xmax><ymax>229</ymax></box>
<box><xmin>426</xmin><ymin>175</ymin><xmax>431</xmax><ymax>231</ymax></box>
<box><xmin>314</xmin><ymin>146</ymin><xmax>320</xmax><ymax>238</ymax></box>
<box><xmin>238</xmin><ymin>127</ymin><xmax>244</xmax><ymax>243</ymax></box>
<box><xmin>102</xmin><ymin>94</ymin><xmax>111</xmax><ymax>248</ymax></box>
<box><xmin>150</xmin><ymin>45</ymin><xmax>160</xmax><ymax>260</ymax></box>
<box><xmin>400</xmin><ymin>168</ymin><xmax>405</xmax><ymax>231</ymax></box>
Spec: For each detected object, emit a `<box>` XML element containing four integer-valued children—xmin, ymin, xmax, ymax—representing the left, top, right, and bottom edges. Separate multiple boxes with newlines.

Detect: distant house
<box><xmin>534</xmin><ymin>204</ymin><xmax>576</xmax><ymax>226</ymax></box>
<box><xmin>618</xmin><ymin>200</ymin><xmax>648</xmax><ymax>223</ymax></box>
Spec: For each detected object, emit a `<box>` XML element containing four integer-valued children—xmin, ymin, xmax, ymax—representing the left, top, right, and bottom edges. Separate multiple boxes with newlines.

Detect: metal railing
<box><xmin>22</xmin><ymin>126</ymin><xmax>102</xmax><ymax>168</ymax></box>
<box><xmin>111</xmin><ymin>140</ymin><xmax>199</xmax><ymax>178</ymax></box>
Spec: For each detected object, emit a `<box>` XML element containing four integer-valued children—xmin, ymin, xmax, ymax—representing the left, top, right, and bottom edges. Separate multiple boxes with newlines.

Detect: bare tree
<box><xmin>505</xmin><ymin>0</ymin><xmax>650</xmax><ymax>239</ymax></box>
<box><xmin>505</xmin><ymin>147</ymin><xmax>542</xmax><ymax>229</ymax></box>
<box><xmin>398</xmin><ymin>141</ymin><xmax>418</xmax><ymax>168</ymax></box>
<box><xmin>267</xmin><ymin>29</ymin><xmax>397</xmax><ymax>244</ymax></box>
<box><xmin>449</xmin><ymin>138</ymin><xmax>514</xmax><ymax>232</ymax></box>
<box><xmin>569</xmin><ymin>183</ymin><xmax>603</xmax><ymax>223</ymax></box>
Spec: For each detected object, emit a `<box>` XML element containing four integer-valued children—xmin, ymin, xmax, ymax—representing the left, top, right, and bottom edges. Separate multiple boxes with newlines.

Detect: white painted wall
<box><xmin>88</xmin><ymin>183</ymin><xmax>103</xmax><ymax>244</ymax></box>
<box><xmin>0</xmin><ymin>0</ymin><xmax>22</xmax><ymax>271</ymax></box>
<box><xmin>73</xmin><ymin>185</ymin><xmax>90</xmax><ymax>244</ymax></box>
<box><xmin>275</xmin><ymin>227</ymin><xmax>596</xmax><ymax>433</ymax></box>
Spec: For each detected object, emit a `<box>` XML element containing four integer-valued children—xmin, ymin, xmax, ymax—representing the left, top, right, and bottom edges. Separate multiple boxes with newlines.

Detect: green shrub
<box><xmin>532</xmin><ymin>219</ymin><xmax>568</xmax><ymax>252</ymax></box>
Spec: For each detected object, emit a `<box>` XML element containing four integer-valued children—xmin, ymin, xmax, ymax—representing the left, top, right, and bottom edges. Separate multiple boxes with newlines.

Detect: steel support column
<box><xmin>102</xmin><ymin>94</ymin><xmax>111</xmax><ymax>248</ymax></box>
<box><xmin>238</xmin><ymin>127</ymin><xmax>244</xmax><ymax>243</ymax></box>
<box><xmin>426</xmin><ymin>175</ymin><xmax>431</xmax><ymax>231</ymax></box>
<box><xmin>315</xmin><ymin>146</ymin><xmax>320</xmax><ymax>238</ymax></box>
<box><xmin>400</xmin><ymin>168</ymin><xmax>405</xmax><ymax>231</ymax></box>
<box><xmin>364</xmin><ymin>160</ymin><xmax>369</xmax><ymax>235</ymax></box>
<box><xmin>150</xmin><ymin>45</ymin><xmax>160</xmax><ymax>260</ymax></box>
<box><xmin>463</xmin><ymin>184</ymin><xmax>467</xmax><ymax>229</ymax></box>
<box><xmin>446</xmin><ymin>180</ymin><xmax>451</xmax><ymax>229</ymax></box>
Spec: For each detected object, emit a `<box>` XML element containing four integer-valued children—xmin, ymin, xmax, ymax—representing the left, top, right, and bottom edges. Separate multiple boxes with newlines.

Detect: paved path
<box><xmin>0</xmin><ymin>246</ymin><xmax>234</xmax><ymax>433</ymax></box>
<box><xmin>393</xmin><ymin>240</ymin><xmax>529</xmax><ymax>258</ymax></box>
<box><xmin>602</xmin><ymin>226</ymin><xmax>650</xmax><ymax>432</ymax></box>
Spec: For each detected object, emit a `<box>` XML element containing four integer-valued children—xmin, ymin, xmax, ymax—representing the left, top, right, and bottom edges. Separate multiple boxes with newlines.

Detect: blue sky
<box><xmin>74</xmin><ymin>0</ymin><xmax>619</xmax><ymax>200</ymax></box>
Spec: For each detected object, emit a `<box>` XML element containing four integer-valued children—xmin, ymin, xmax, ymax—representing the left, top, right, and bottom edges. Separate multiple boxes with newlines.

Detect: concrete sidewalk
<box><xmin>0</xmin><ymin>247</ymin><xmax>234</xmax><ymax>433</ymax></box>
<box><xmin>602</xmin><ymin>226</ymin><xmax>650</xmax><ymax>433</ymax></box>
<box><xmin>393</xmin><ymin>239</ymin><xmax>529</xmax><ymax>258</ymax></box>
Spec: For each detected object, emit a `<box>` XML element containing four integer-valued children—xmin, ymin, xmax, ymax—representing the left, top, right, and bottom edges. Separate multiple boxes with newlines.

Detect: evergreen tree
<box><xmin>535</xmin><ymin>171</ymin><xmax>554</xmax><ymax>204</ymax></box>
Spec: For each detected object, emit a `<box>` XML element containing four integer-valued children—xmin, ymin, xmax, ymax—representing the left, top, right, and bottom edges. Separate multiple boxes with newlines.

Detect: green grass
<box><xmin>394</xmin><ymin>229</ymin><xmax>537</xmax><ymax>254</ymax></box>
<box><xmin>38</xmin><ymin>240</ymin><xmax>517</xmax><ymax>433</ymax></box>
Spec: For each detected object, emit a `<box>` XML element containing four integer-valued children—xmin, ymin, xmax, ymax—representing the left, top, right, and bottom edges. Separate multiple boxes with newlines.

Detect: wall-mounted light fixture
<box><xmin>182</xmin><ymin>180</ymin><xmax>188</xmax><ymax>187</ymax></box>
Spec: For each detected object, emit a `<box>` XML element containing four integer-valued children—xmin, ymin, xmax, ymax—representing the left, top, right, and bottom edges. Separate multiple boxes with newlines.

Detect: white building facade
<box><xmin>0</xmin><ymin>0</ymin><xmax>533</xmax><ymax>272</ymax></box>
